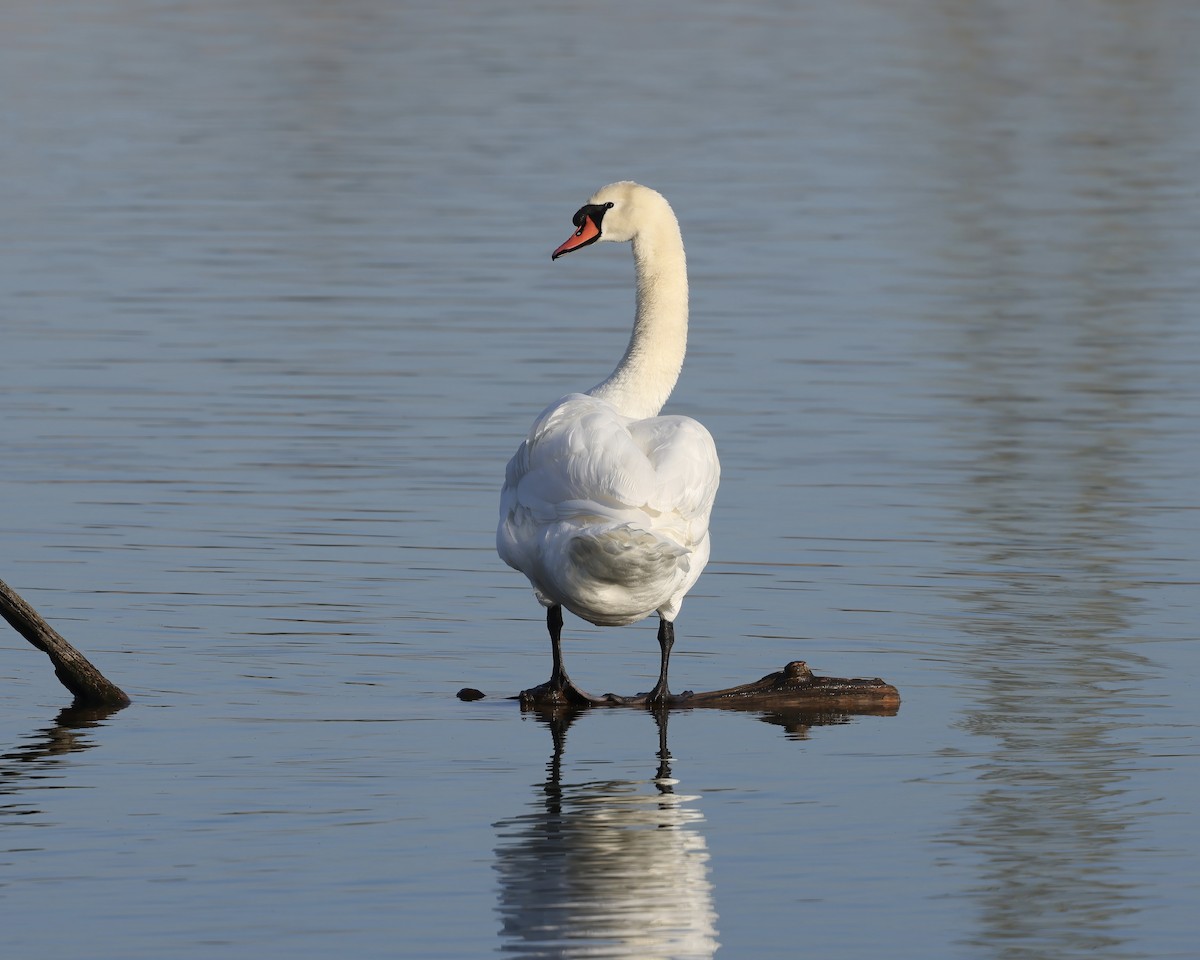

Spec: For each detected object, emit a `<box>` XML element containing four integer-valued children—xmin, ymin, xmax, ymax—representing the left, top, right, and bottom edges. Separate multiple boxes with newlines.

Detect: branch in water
<box><xmin>0</xmin><ymin>577</ymin><xmax>131</xmax><ymax>708</ymax></box>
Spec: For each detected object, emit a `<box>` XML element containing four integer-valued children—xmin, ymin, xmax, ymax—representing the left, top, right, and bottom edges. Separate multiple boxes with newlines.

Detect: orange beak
<box><xmin>552</xmin><ymin>214</ymin><xmax>602</xmax><ymax>260</ymax></box>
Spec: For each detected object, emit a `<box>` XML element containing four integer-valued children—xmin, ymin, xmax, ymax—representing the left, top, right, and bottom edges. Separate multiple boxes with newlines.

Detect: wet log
<box><xmin>458</xmin><ymin>660</ymin><xmax>899</xmax><ymax>715</ymax></box>
<box><xmin>0</xmin><ymin>577</ymin><xmax>131</xmax><ymax>708</ymax></box>
<box><xmin>669</xmin><ymin>660</ymin><xmax>900</xmax><ymax>712</ymax></box>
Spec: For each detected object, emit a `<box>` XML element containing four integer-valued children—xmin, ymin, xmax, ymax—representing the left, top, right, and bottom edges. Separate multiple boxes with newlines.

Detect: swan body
<box><xmin>497</xmin><ymin>182</ymin><xmax>720</xmax><ymax>706</ymax></box>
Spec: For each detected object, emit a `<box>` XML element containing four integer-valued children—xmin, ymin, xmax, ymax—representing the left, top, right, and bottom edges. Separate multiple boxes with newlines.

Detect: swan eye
<box><xmin>566</xmin><ymin>202</ymin><xmax>612</xmax><ymax>239</ymax></box>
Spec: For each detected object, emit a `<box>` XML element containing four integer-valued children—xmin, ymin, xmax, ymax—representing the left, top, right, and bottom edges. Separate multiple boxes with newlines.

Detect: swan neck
<box><xmin>589</xmin><ymin>219</ymin><xmax>689</xmax><ymax>419</ymax></box>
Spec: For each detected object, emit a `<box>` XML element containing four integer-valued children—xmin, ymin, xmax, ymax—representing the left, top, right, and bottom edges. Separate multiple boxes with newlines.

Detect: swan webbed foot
<box><xmin>519</xmin><ymin>677</ymin><xmax>612</xmax><ymax>709</ymax></box>
<box><xmin>617</xmin><ymin>685</ymin><xmax>693</xmax><ymax>711</ymax></box>
<box><xmin>645</xmin><ymin>680</ymin><xmax>672</xmax><ymax>711</ymax></box>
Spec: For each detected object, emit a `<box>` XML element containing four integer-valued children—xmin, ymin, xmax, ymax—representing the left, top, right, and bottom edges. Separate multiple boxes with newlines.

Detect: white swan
<box><xmin>497</xmin><ymin>182</ymin><xmax>720</xmax><ymax>707</ymax></box>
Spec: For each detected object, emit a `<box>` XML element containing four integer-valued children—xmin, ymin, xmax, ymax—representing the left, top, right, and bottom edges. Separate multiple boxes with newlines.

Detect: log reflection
<box><xmin>1</xmin><ymin>704</ymin><xmax>125</xmax><ymax>818</ymax></box>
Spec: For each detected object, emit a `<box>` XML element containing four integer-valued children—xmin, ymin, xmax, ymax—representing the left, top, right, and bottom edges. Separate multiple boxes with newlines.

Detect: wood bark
<box><xmin>0</xmin><ymin>577</ymin><xmax>131</xmax><ymax>708</ymax></box>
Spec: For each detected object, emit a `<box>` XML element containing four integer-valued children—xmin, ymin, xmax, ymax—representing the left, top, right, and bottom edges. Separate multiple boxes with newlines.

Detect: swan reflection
<box><xmin>494</xmin><ymin>710</ymin><xmax>718</xmax><ymax>959</ymax></box>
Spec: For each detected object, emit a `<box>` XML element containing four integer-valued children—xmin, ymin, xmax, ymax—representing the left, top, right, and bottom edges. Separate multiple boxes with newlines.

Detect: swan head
<box><xmin>551</xmin><ymin>181</ymin><xmax>672</xmax><ymax>260</ymax></box>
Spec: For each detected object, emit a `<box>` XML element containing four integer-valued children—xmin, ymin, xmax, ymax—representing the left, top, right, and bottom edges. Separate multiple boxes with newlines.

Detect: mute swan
<box><xmin>497</xmin><ymin>182</ymin><xmax>720</xmax><ymax>707</ymax></box>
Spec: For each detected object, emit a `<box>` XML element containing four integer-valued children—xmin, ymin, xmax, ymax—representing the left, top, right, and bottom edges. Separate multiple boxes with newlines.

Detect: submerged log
<box><xmin>0</xmin><ymin>577</ymin><xmax>131</xmax><ymax>708</ymax></box>
<box><xmin>458</xmin><ymin>660</ymin><xmax>899</xmax><ymax>716</ymax></box>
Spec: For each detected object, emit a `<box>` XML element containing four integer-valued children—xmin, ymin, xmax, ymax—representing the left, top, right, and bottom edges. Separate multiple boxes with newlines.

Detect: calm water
<box><xmin>4</xmin><ymin>1</ymin><xmax>1200</xmax><ymax>957</ymax></box>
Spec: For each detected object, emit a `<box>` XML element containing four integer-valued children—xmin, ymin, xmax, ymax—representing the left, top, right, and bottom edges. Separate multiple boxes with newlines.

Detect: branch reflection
<box><xmin>1</xmin><ymin>703</ymin><xmax>127</xmax><ymax>818</ymax></box>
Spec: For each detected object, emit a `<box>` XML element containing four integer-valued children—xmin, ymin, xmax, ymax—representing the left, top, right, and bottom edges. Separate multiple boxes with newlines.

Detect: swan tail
<box><xmin>555</xmin><ymin>523</ymin><xmax>690</xmax><ymax>626</ymax></box>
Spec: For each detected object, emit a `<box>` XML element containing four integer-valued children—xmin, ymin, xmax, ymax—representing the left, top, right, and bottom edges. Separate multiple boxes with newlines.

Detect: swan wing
<box><xmin>626</xmin><ymin>414</ymin><xmax>720</xmax><ymax>526</ymax></box>
<box><xmin>498</xmin><ymin>394</ymin><xmax>719</xmax><ymax>624</ymax></box>
<box><xmin>504</xmin><ymin>394</ymin><xmax>718</xmax><ymax>530</ymax></box>
<box><xmin>514</xmin><ymin>394</ymin><xmax>659</xmax><ymax>524</ymax></box>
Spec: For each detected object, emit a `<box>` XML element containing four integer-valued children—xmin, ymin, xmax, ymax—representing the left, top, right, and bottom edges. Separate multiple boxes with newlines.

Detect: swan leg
<box><xmin>547</xmin><ymin>603</ymin><xmax>568</xmax><ymax>689</ymax></box>
<box><xmin>519</xmin><ymin>605</ymin><xmax>614</xmax><ymax>708</ymax></box>
<box><xmin>646</xmin><ymin>617</ymin><xmax>674</xmax><ymax>707</ymax></box>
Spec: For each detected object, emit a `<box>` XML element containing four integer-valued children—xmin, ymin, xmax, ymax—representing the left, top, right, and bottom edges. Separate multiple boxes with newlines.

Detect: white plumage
<box><xmin>500</xmin><ymin>392</ymin><xmax>717</xmax><ymax>626</ymax></box>
<box><xmin>498</xmin><ymin>182</ymin><xmax>720</xmax><ymax>706</ymax></box>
